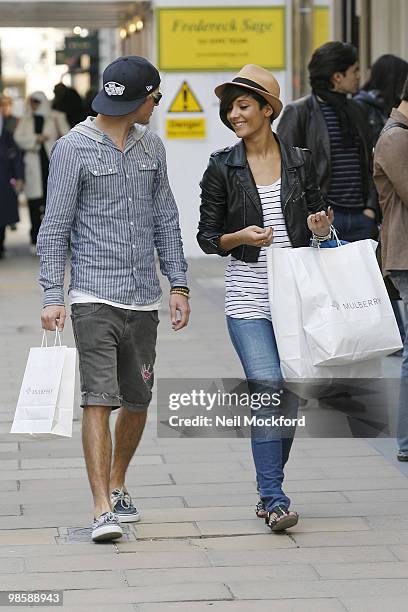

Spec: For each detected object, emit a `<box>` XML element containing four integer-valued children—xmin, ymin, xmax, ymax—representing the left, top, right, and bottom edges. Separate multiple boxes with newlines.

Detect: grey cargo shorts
<box><xmin>70</xmin><ymin>303</ymin><xmax>159</xmax><ymax>411</ymax></box>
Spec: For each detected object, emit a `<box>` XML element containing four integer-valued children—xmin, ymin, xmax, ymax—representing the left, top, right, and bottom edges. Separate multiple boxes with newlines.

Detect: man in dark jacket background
<box><xmin>0</xmin><ymin>94</ymin><xmax>18</xmax><ymax>135</ymax></box>
<box><xmin>277</xmin><ymin>41</ymin><xmax>378</xmax><ymax>242</ymax></box>
<box><xmin>0</xmin><ymin>117</ymin><xmax>24</xmax><ymax>258</ymax></box>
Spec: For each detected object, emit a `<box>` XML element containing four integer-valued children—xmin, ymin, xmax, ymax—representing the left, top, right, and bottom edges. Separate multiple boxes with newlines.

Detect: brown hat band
<box><xmin>232</xmin><ymin>77</ymin><xmax>269</xmax><ymax>93</ymax></box>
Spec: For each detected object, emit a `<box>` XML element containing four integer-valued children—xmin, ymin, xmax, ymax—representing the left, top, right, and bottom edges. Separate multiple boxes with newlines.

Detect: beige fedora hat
<box><xmin>214</xmin><ymin>64</ymin><xmax>283</xmax><ymax>120</ymax></box>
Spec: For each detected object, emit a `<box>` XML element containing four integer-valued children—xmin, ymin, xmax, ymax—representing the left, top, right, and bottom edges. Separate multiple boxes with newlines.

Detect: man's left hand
<box><xmin>169</xmin><ymin>294</ymin><xmax>190</xmax><ymax>331</ymax></box>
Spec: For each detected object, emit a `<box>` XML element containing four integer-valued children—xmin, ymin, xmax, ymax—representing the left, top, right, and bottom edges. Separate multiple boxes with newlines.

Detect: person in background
<box><xmin>374</xmin><ymin>77</ymin><xmax>408</xmax><ymax>461</ymax></box>
<box><xmin>277</xmin><ymin>41</ymin><xmax>378</xmax><ymax>241</ymax></box>
<box><xmin>0</xmin><ymin>115</ymin><xmax>24</xmax><ymax>258</ymax></box>
<box><xmin>53</xmin><ymin>83</ymin><xmax>86</xmax><ymax>128</ymax></box>
<box><xmin>14</xmin><ymin>92</ymin><xmax>69</xmax><ymax>252</ymax></box>
<box><xmin>355</xmin><ymin>54</ymin><xmax>408</xmax><ymax>347</ymax></box>
<box><xmin>83</xmin><ymin>88</ymin><xmax>98</xmax><ymax>117</ymax></box>
<box><xmin>1</xmin><ymin>94</ymin><xmax>21</xmax><ymax>232</ymax></box>
<box><xmin>0</xmin><ymin>94</ymin><xmax>18</xmax><ymax>135</ymax></box>
<box><xmin>354</xmin><ymin>54</ymin><xmax>408</xmax><ymax>144</ymax></box>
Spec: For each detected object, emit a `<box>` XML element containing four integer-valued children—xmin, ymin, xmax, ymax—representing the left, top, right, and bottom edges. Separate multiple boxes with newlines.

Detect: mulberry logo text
<box><xmin>329</xmin><ymin>298</ymin><xmax>381</xmax><ymax>311</ymax></box>
<box><xmin>343</xmin><ymin>298</ymin><xmax>381</xmax><ymax>310</ymax></box>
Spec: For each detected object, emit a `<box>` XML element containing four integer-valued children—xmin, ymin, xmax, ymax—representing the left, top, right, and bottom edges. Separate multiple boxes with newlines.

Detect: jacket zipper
<box><xmin>282</xmin><ymin>183</ymin><xmax>297</xmax><ymax>211</ymax></box>
<box><xmin>282</xmin><ymin>182</ymin><xmax>302</xmax><ymax>247</ymax></box>
<box><xmin>241</xmin><ymin>192</ymin><xmax>246</xmax><ymax>260</ymax></box>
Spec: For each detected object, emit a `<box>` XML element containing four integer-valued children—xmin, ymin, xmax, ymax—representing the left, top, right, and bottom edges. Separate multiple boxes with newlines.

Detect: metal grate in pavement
<box><xmin>57</xmin><ymin>524</ymin><xmax>135</xmax><ymax>543</ymax></box>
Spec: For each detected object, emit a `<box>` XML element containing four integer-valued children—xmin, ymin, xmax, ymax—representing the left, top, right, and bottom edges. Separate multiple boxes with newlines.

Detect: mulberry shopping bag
<box><xmin>287</xmin><ymin>239</ymin><xmax>402</xmax><ymax>366</ymax></box>
<box><xmin>266</xmin><ymin>243</ymin><xmax>382</xmax><ymax>385</ymax></box>
<box><xmin>10</xmin><ymin>330</ymin><xmax>76</xmax><ymax>438</ymax></box>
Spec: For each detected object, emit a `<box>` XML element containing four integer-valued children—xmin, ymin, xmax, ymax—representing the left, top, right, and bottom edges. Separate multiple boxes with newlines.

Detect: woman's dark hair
<box><xmin>308</xmin><ymin>41</ymin><xmax>358</xmax><ymax>90</ymax></box>
<box><xmin>362</xmin><ymin>54</ymin><xmax>408</xmax><ymax>112</ymax></box>
<box><xmin>219</xmin><ymin>85</ymin><xmax>272</xmax><ymax>130</ymax></box>
<box><xmin>401</xmin><ymin>76</ymin><xmax>408</xmax><ymax>102</ymax></box>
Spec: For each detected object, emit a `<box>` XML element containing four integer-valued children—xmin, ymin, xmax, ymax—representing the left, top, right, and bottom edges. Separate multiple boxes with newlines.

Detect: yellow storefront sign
<box><xmin>166</xmin><ymin>118</ymin><xmax>207</xmax><ymax>139</ymax></box>
<box><xmin>157</xmin><ymin>7</ymin><xmax>285</xmax><ymax>71</ymax></box>
<box><xmin>313</xmin><ymin>7</ymin><xmax>330</xmax><ymax>50</ymax></box>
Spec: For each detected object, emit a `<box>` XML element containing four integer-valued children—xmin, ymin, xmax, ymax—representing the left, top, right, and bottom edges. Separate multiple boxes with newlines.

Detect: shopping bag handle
<box><xmin>266</xmin><ymin>247</ymin><xmax>275</xmax><ymax>306</ymax></box>
<box><xmin>293</xmin><ymin>233</ymin><xmax>342</xmax><ymax>305</ymax></box>
<box><xmin>316</xmin><ymin>225</ymin><xmax>342</xmax><ymax>249</ymax></box>
<box><xmin>41</xmin><ymin>329</ymin><xmax>62</xmax><ymax>348</ymax></box>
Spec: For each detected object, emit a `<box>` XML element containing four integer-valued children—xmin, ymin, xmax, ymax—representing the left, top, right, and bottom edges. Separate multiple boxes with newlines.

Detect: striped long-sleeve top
<box><xmin>319</xmin><ymin>102</ymin><xmax>364</xmax><ymax>210</ymax></box>
<box><xmin>225</xmin><ymin>178</ymin><xmax>291</xmax><ymax>320</ymax></box>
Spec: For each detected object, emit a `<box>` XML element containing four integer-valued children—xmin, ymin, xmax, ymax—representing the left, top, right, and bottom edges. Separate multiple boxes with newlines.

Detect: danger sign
<box><xmin>168</xmin><ymin>81</ymin><xmax>203</xmax><ymax>113</ymax></box>
<box><xmin>166</xmin><ymin>118</ymin><xmax>206</xmax><ymax>139</ymax></box>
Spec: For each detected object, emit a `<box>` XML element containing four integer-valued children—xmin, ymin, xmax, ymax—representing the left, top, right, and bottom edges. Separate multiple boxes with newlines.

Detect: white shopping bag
<box><xmin>287</xmin><ymin>239</ymin><xmax>402</xmax><ymax>366</ymax></box>
<box><xmin>10</xmin><ymin>331</ymin><xmax>76</xmax><ymax>438</ymax></box>
<box><xmin>267</xmin><ymin>244</ymin><xmax>382</xmax><ymax>397</ymax></box>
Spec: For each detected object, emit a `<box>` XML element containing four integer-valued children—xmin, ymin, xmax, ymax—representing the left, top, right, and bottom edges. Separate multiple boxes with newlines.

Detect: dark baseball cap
<box><xmin>92</xmin><ymin>56</ymin><xmax>161</xmax><ymax>116</ymax></box>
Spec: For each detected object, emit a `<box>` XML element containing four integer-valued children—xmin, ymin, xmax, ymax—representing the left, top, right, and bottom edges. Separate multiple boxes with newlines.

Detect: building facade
<box><xmin>0</xmin><ymin>0</ymin><xmax>407</xmax><ymax>256</ymax></box>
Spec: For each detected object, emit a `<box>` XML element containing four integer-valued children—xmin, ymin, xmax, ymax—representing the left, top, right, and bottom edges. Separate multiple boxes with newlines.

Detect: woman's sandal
<box><xmin>265</xmin><ymin>505</ymin><xmax>299</xmax><ymax>532</ymax></box>
<box><xmin>255</xmin><ymin>498</ymin><xmax>268</xmax><ymax>519</ymax></box>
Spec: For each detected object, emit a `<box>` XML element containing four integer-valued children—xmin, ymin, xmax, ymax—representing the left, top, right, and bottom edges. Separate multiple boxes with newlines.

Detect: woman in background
<box><xmin>15</xmin><ymin>92</ymin><xmax>69</xmax><ymax>251</ymax></box>
<box><xmin>0</xmin><ymin>120</ymin><xmax>24</xmax><ymax>258</ymax></box>
<box><xmin>355</xmin><ymin>54</ymin><xmax>408</xmax><ymax>144</ymax></box>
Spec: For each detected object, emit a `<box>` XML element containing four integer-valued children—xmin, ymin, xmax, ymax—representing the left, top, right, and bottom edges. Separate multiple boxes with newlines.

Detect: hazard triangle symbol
<box><xmin>168</xmin><ymin>81</ymin><xmax>203</xmax><ymax>113</ymax></box>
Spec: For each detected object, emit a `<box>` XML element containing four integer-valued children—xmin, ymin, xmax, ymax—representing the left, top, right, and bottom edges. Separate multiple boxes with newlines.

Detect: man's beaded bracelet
<box><xmin>171</xmin><ymin>286</ymin><xmax>190</xmax><ymax>294</ymax></box>
<box><xmin>170</xmin><ymin>288</ymin><xmax>190</xmax><ymax>299</ymax></box>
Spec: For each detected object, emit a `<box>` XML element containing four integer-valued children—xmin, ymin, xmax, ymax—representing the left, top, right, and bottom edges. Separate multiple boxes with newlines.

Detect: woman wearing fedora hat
<box><xmin>197</xmin><ymin>65</ymin><xmax>334</xmax><ymax>532</ymax></box>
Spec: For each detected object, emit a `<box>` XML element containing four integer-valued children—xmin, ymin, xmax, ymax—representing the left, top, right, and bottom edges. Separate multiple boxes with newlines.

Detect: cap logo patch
<box><xmin>145</xmin><ymin>85</ymin><xmax>154</xmax><ymax>91</ymax></box>
<box><xmin>104</xmin><ymin>81</ymin><xmax>125</xmax><ymax>96</ymax></box>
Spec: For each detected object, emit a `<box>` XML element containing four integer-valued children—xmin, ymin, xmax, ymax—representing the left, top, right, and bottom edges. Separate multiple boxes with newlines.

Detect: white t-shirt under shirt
<box><xmin>69</xmin><ymin>290</ymin><xmax>161</xmax><ymax>311</ymax></box>
<box><xmin>225</xmin><ymin>178</ymin><xmax>291</xmax><ymax>320</ymax></box>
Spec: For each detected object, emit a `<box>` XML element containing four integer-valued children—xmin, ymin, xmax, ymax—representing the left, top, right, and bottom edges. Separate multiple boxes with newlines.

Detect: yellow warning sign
<box><xmin>166</xmin><ymin>118</ymin><xmax>206</xmax><ymax>139</ymax></box>
<box><xmin>168</xmin><ymin>81</ymin><xmax>203</xmax><ymax>113</ymax></box>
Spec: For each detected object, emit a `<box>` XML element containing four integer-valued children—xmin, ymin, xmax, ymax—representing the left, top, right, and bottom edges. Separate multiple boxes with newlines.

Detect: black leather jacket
<box><xmin>197</xmin><ymin>134</ymin><xmax>326</xmax><ymax>262</ymax></box>
<box><xmin>276</xmin><ymin>94</ymin><xmax>378</xmax><ymax>217</ymax></box>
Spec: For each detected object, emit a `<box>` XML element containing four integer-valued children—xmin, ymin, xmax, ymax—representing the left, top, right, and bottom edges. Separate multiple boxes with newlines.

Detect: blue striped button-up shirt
<box><xmin>37</xmin><ymin>118</ymin><xmax>187</xmax><ymax>307</ymax></box>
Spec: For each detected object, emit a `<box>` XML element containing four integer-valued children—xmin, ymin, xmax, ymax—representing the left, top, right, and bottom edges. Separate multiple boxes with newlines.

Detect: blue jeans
<box><xmin>392</xmin><ymin>300</ymin><xmax>406</xmax><ymax>343</ymax></box>
<box><xmin>389</xmin><ymin>272</ymin><xmax>408</xmax><ymax>452</ymax></box>
<box><xmin>332</xmin><ymin>208</ymin><xmax>375</xmax><ymax>242</ymax></box>
<box><xmin>227</xmin><ymin>316</ymin><xmax>298</xmax><ymax>511</ymax></box>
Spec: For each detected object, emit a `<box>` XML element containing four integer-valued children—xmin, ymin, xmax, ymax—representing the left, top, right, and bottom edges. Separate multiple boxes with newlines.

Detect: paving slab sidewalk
<box><xmin>0</xmin><ymin>214</ymin><xmax>407</xmax><ymax>611</ymax></box>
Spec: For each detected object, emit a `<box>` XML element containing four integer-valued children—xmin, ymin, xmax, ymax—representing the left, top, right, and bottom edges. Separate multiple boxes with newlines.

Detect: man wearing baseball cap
<box><xmin>37</xmin><ymin>56</ymin><xmax>190</xmax><ymax>542</ymax></box>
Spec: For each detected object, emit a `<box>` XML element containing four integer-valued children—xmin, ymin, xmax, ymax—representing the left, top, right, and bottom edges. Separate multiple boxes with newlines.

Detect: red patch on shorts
<box><xmin>141</xmin><ymin>363</ymin><xmax>153</xmax><ymax>382</ymax></box>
